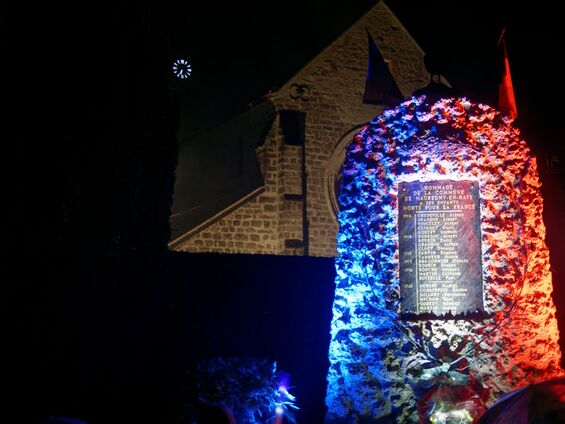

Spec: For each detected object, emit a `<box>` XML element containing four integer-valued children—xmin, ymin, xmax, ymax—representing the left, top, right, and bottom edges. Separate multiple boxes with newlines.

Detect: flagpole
<box><xmin>497</xmin><ymin>27</ymin><xmax>506</xmax><ymax>47</ymax></box>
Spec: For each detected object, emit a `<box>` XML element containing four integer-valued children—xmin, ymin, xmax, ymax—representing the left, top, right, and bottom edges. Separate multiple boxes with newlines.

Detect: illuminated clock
<box><xmin>172</xmin><ymin>58</ymin><xmax>192</xmax><ymax>79</ymax></box>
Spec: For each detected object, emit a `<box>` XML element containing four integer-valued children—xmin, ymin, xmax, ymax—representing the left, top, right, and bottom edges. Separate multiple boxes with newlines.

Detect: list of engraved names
<box><xmin>398</xmin><ymin>180</ymin><xmax>483</xmax><ymax>315</ymax></box>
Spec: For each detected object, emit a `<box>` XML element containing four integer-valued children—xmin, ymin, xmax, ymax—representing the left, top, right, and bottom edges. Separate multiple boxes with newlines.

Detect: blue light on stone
<box><xmin>326</xmin><ymin>95</ymin><xmax>564</xmax><ymax>423</ymax></box>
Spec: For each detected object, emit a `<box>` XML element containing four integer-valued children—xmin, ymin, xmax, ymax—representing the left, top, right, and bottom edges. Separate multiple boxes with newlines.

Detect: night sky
<box><xmin>5</xmin><ymin>1</ymin><xmax>565</xmax><ymax>423</ymax></box>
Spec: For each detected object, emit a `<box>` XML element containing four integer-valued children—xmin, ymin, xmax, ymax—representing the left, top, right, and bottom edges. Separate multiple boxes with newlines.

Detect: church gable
<box><xmin>171</xmin><ymin>1</ymin><xmax>430</xmax><ymax>256</ymax></box>
<box><xmin>273</xmin><ymin>1</ymin><xmax>428</xmax><ymax>120</ymax></box>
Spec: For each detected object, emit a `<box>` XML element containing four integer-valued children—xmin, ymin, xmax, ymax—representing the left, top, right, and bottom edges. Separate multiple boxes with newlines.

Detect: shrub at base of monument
<box><xmin>325</xmin><ymin>96</ymin><xmax>564</xmax><ymax>422</ymax></box>
<box><xmin>182</xmin><ymin>357</ymin><xmax>298</xmax><ymax>424</ymax></box>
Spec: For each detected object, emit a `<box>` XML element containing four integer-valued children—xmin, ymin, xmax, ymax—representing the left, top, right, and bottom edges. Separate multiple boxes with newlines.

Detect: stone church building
<box><xmin>169</xmin><ymin>1</ymin><xmax>432</xmax><ymax>257</ymax></box>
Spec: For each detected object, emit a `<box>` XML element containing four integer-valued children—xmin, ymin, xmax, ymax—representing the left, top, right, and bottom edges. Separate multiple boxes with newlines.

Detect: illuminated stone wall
<box><xmin>171</xmin><ymin>2</ymin><xmax>429</xmax><ymax>256</ymax></box>
<box><xmin>325</xmin><ymin>96</ymin><xmax>563</xmax><ymax>422</ymax></box>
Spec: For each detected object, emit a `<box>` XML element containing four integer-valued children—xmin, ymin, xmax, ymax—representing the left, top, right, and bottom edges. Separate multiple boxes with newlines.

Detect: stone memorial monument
<box><xmin>325</xmin><ymin>96</ymin><xmax>563</xmax><ymax>422</ymax></box>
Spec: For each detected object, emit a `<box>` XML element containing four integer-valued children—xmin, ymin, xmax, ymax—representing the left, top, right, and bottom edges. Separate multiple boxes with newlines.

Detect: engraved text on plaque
<box><xmin>398</xmin><ymin>180</ymin><xmax>483</xmax><ymax>315</ymax></box>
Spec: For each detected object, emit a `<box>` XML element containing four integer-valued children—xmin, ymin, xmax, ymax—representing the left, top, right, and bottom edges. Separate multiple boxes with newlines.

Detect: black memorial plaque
<box><xmin>398</xmin><ymin>180</ymin><xmax>483</xmax><ymax>316</ymax></box>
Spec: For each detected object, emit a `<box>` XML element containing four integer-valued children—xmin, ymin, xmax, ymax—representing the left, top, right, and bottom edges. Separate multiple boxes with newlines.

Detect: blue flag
<box><xmin>363</xmin><ymin>29</ymin><xmax>405</xmax><ymax>105</ymax></box>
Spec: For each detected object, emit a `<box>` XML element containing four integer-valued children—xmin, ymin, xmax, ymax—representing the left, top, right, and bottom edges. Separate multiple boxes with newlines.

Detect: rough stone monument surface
<box><xmin>325</xmin><ymin>96</ymin><xmax>563</xmax><ymax>423</ymax></box>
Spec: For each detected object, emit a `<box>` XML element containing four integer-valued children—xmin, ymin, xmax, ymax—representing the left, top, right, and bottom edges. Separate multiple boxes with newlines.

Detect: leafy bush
<box><xmin>192</xmin><ymin>356</ymin><xmax>298</xmax><ymax>423</ymax></box>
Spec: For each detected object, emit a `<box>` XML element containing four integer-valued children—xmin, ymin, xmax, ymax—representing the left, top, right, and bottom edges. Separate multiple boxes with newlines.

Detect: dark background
<box><xmin>4</xmin><ymin>1</ymin><xmax>564</xmax><ymax>423</ymax></box>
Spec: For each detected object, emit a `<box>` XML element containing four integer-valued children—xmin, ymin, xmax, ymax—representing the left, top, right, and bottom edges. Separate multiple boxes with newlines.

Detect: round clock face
<box><xmin>172</xmin><ymin>58</ymin><xmax>192</xmax><ymax>79</ymax></box>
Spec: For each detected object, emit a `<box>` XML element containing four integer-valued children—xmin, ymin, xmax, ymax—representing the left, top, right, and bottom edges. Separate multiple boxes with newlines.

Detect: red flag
<box><xmin>363</xmin><ymin>29</ymin><xmax>404</xmax><ymax>105</ymax></box>
<box><xmin>498</xmin><ymin>30</ymin><xmax>518</xmax><ymax>120</ymax></box>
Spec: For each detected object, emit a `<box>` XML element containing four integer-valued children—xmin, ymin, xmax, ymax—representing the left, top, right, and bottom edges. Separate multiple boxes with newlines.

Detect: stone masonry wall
<box><xmin>173</xmin><ymin>2</ymin><xmax>429</xmax><ymax>256</ymax></box>
<box><xmin>173</xmin><ymin>122</ymin><xmax>281</xmax><ymax>254</ymax></box>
